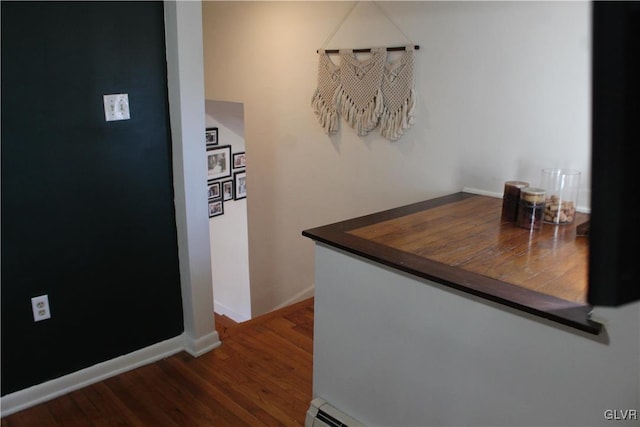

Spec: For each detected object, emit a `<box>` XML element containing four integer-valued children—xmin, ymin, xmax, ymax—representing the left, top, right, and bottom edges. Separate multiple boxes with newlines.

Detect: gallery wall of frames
<box><xmin>206</xmin><ymin>127</ymin><xmax>247</xmax><ymax>218</ymax></box>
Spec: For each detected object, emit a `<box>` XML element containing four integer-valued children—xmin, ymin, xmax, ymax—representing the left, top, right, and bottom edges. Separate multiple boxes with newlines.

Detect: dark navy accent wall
<box><xmin>1</xmin><ymin>1</ymin><xmax>184</xmax><ymax>395</ymax></box>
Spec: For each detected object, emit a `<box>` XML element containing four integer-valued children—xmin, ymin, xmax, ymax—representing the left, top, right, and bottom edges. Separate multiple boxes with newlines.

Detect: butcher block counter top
<box><xmin>303</xmin><ymin>192</ymin><xmax>602</xmax><ymax>334</ymax></box>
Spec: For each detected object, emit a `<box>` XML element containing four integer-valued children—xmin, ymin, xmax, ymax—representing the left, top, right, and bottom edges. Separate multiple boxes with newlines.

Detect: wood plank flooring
<box><xmin>1</xmin><ymin>298</ymin><xmax>314</xmax><ymax>427</ymax></box>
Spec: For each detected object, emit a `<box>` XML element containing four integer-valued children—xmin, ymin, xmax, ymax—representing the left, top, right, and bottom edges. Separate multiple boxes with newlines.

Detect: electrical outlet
<box><xmin>31</xmin><ymin>295</ymin><xmax>51</xmax><ymax>322</ymax></box>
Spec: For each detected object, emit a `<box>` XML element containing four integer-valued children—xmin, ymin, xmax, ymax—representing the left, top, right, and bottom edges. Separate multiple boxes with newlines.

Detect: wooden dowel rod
<box><xmin>317</xmin><ymin>45</ymin><xmax>420</xmax><ymax>54</ymax></box>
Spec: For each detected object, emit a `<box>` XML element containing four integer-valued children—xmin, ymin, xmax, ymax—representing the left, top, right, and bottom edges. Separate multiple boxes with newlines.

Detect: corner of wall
<box><xmin>183</xmin><ymin>331</ymin><xmax>222</xmax><ymax>357</ymax></box>
<box><xmin>164</xmin><ymin>0</ymin><xmax>217</xmax><ymax>343</ymax></box>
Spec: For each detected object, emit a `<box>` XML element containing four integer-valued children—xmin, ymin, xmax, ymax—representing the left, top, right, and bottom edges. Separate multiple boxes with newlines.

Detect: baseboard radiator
<box><xmin>305</xmin><ymin>397</ymin><xmax>366</xmax><ymax>427</ymax></box>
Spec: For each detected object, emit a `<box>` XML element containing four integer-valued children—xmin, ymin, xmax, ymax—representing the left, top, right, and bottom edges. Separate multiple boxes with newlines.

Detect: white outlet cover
<box><xmin>31</xmin><ymin>294</ymin><xmax>51</xmax><ymax>322</ymax></box>
<box><xmin>103</xmin><ymin>93</ymin><xmax>130</xmax><ymax>122</ymax></box>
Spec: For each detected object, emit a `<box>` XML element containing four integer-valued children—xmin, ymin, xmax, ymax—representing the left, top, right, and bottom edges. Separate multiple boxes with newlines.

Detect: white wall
<box><xmin>314</xmin><ymin>244</ymin><xmax>640</xmax><ymax>427</ymax></box>
<box><xmin>205</xmin><ymin>100</ymin><xmax>252</xmax><ymax>322</ymax></box>
<box><xmin>202</xmin><ymin>1</ymin><xmax>590</xmax><ymax>316</ymax></box>
<box><xmin>164</xmin><ymin>0</ymin><xmax>219</xmax><ymax>355</ymax></box>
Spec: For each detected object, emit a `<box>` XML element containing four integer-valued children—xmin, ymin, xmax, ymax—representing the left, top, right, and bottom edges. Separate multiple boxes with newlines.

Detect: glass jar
<box><xmin>540</xmin><ymin>168</ymin><xmax>581</xmax><ymax>225</ymax></box>
<box><xmin>517</xmin><ymin>187</ymin><xmax>546</xmax><ymax>231</ymax></box>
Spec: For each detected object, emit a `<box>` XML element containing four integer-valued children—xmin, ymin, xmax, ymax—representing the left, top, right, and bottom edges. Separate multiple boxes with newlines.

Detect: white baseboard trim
<box><xmin>183</xmin><ymin>330</ymin><xmax>221</xmax><ymax>357</ymax></box>
<box><xmin>272</xmin><ymin>284</ymin><xmax>315</xmax><ymax>311</ymax></box>
<box><xmin>213</xmin><ymin>300</ymin><xmax>251</xmax><ymax>323</ymax></box>
<box><xmin>462</xmin><ymin>187</ymin><xmax>502</xmax><ymax>198</ymax></box>
<box><xmin>1</xmin><ymin>334</ymin><xmax>185</xmax><ymax>417</ymax></box>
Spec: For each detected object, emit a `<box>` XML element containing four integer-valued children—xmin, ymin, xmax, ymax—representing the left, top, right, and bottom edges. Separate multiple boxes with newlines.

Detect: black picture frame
<box><xmin>206</xmin><ymin>145</ymin><xmax>232</xmax><ymax>181</ymax></box>
<box><xmin>207</xmin><ymin>181</ymin><xmax>221</xmax><ymax>200</ymax></box>
<box><xmin>208</xmin><ymin>199</ymin><xmax>224</xmax><ymax>218</ymax></box>
<box><xmin>222</xmin><ymin>179</ymin><xmax>234</xmax><ymax>201</ymax></box>
<box><xmin>233</xmin><ymin>151</ymin><xmax>246</xmax><ymax>169</ymax></box>
<box><xmin>234</xmin><ymin>170</ymin><xmax>247</xmax><ymax>200</ymax></box>
<box><xmin>206</xmin><ymin>127</ymin><xmax>218</xmax><ymax>146</ymax></box>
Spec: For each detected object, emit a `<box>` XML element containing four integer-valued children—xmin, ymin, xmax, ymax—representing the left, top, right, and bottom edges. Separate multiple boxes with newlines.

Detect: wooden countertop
<box><xmin>302</xmin><ymin>192</ymin><xmax>602</xmax><ymax>334</ymax></box>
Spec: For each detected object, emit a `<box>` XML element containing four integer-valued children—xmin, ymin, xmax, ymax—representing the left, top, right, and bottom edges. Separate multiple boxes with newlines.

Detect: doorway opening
<box><xmin>206</xmin><ymin>100</ymin><xmax>251</xmax><ymax>321</ymax></box>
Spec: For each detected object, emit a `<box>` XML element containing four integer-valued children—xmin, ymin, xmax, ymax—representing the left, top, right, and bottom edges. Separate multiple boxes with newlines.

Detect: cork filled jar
<box><xmin>517</xmin><ymin>187</ymin><xmax>546</xmax><ymax>231</ymax></box>
<box><xmin>540</xmin><ymin>168</ymin><xmax>581</xmax><ymax>225</ymax></box>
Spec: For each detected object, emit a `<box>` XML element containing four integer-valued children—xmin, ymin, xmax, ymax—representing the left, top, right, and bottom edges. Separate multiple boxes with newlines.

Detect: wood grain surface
<box><xmin>348</xmin><ymin>195</ymin><xmax>589</xmax><ymax>303</ymax></box>
<box><xmin>303</xmin><ymin>192</ymin><xmax>600</xmax><ymax>334</ymax></box>
<box><xmin>1</xmin><ymin>298</ymin><xmax>314</xmax><ymax>427</ymax></box>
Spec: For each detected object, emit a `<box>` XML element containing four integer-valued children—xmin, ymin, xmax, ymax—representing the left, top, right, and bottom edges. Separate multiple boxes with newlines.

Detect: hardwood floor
<box><xmin>1</xmin><ymin>298</ymin><xmax>314</xmax><ymax>427</ymax></box>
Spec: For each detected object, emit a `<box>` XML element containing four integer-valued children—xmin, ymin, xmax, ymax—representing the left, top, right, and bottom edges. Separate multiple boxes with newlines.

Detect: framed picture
<box><xmin>222</xmin><ymin>179</ymin><xmax>234</xmax><ymax>201</ymax></box>
<box><xmin>207</xmin><ymin>181</ymin><xmax>221</xmax><ymax>200</ymax></box>
<box><xmin>208</xmin><ymin>199</ymin><xmax>224</xmax><ymax>218</ymax></box>
<box><xmin>234</xmin><ymin>170</ymin><xmax>247</xmax><ymax>200</ymax></box>
<box><xmin>206</xmin><ymin>145</ymin><xmax>232</xmax><ymax>181</ymax></box>
<box><xmin>233</xmin><ymin>152</ymin><xmax>246</xmax><ymax>169</ymax></box>
<box><xmin>206</xmin><ymin>127</ymin><xmax>218</xmax><ymax>146</ymax></box>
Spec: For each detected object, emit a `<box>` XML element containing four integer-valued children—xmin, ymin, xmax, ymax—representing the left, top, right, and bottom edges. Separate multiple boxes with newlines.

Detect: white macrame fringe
<box><xmin>333</xmin><ymin>86</ymin><xmax>384</xmax><ymax>137</ymax></box>
<box><xmin>311</xmin><ymin>89</ymin><xmax>339</xmax><ymax>134</ymax></box>
<box><xmin>379</xmin><ymin>89</ymin><xmax>416</xmax><ymax>141</ymax></box>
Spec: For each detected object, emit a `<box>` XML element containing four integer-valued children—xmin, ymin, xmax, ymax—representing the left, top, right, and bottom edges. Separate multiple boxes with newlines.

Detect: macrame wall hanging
<box><xmin>311</xmin><ymin>1</ymin><xmax>419</xmax><ymax>142</ymax></box>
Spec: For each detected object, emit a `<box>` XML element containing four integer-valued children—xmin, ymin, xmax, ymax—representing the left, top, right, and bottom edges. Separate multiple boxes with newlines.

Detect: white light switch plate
<box><xmin>103</xmin><ymin>93</ymin><xmax>130</xmax><ymax>121</ymax></box>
